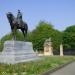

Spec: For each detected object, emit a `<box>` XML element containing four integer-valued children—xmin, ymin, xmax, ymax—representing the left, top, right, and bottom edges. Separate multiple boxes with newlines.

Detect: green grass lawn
<box><xmin>0</xmin><ymin>56</ymin><xmax>75</xmax><ymax>75</ymax></box>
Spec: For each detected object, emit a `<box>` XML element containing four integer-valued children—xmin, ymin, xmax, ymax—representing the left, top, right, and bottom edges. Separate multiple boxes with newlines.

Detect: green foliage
<box><xmin>27</xmin><ymin>21</ymin><xmax>62</xmax><ymax>51</ymax></box>
<box><xmin>64</xmin><ymin>25</ymin><xmax>75</xmax><ymax>32</ymax></box>
<box><xmin>63</xmin><ymin>25</ymin><xmax>75</xmax><ymax>50</ymax></box>
<box><xmin>0</xmin><ymin>33</ymin><xmax>12</xmax><ymax>52</ymax></box>
<box><xmin>15</xmin><ymin>30</ymin><xmax>25</xmax><ymax>41</ymax></box>
<box><xmin>1</xmin><ymin>31</ymin><xmax>25</xmax><ymax>42</ymax></box>
<box><xmin>52</xmin><ymin>29</ymin><xmax>62</xmax><ymax>50</ymax></box>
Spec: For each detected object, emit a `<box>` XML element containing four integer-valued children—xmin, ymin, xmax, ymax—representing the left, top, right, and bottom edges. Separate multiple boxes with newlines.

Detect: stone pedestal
<box><xmin>0</xmin><ymin>41</ymin><xmax>38</xmax><ymax>64</ymax></box>
<box><xmin>60</xmin><ymin>44</ymin><xmax>64</xmax><ymax>56</ymax></box>
<box><xmin>44</xmin><ymin>38</ymin><xmax>53</xmax><ymax>56</ymax></box>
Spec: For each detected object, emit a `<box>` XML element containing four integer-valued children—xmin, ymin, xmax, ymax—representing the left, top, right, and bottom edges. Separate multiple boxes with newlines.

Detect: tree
<box><xmin>63</xmin><ymin>25</ymin><xmax>75</xmax><ymax>50</ymax></box>
<box><xmin>27</xmin><ymin>21</ymin><xmax>62</xmax><ymax>52</ymax></box>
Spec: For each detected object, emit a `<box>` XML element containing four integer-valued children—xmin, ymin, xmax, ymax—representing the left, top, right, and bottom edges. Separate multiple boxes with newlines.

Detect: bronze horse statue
<box><xmin>6</xmin><ymin>12</ymin><xmax>28</xmax><ymax>40</ymax></box>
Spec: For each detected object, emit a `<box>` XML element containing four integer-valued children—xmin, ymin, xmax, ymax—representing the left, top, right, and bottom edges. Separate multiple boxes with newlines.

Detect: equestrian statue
<box><xmin>6</xmin><ymin>10</ymin><xmax>28</xmax><ymax>40</ymax></box>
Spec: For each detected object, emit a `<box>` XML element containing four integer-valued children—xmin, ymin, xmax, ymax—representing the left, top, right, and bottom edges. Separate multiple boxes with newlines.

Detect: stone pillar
<box><xmin>44</xmin><ymin>38</ymin><xmax>53</xmax><ymax>56</ymax></box>
<box><xmin>60</xmin><ymin>44</ymin><xmax>64</xmax><ymax>56</ymax></box>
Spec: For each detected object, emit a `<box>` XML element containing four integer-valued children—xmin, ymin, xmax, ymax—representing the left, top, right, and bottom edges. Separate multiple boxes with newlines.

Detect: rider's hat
<box><xmin>18</xmin><ymin>10</ymin><xmax>20</xmax><ymax>13</ymax></box>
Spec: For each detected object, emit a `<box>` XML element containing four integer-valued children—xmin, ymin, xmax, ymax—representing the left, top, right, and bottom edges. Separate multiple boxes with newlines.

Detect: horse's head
<box><xmin>6</xmin><ymin>12</ymin><xmax>13</xmax><ymax>19</ymax></box>
<box><xmin>6</xmin><ymin>12</ymin><xmax>15</xmax><ymax>25</ymax></box>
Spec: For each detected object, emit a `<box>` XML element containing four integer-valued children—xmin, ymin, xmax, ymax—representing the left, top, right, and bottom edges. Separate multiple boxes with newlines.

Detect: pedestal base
<box><xmin>0</xmin><ymin>41</ymin><xmax>38</xmax><ymax>64</ymax></box>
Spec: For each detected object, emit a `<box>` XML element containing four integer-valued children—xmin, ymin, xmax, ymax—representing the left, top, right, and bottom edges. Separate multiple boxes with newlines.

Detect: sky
<box><xmin>0</xmin><ymin>0</ymin><xmax>75</xmax><ymax>38</ymax></box>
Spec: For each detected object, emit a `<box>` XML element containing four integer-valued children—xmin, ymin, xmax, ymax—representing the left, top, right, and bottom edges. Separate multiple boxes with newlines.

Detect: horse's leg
<box><xmin>24</xmin><ymin>23</ymin><xmax>28</xmax><ymax>35</ymax></box>
<box><xmin>12</xmin><ymin>26</ymin><xmax>16</xmax><ymax>40</ymax></box>
<box><xmin>12</xmin><ymin>29</ymin><xmax>15</xmax><ymax>40</ymax></box>
<box><xmin>21</xmin><ymin>29</ymin><xmax>26</xmax><ymax>40</ymax></box>
<box><xmin>25</xmin><ymin>28</ymin><xmax>27</xmax><ymax>35</ymax></box>
<box><xmin>11</xmin><ymin>27</ymin><xmax>14</xmax><ymax>40</ymax></box>
<box><xmin>14</xmin><ymin>26</ymin><xmax>17</xmax><ymax>40</ymax></box>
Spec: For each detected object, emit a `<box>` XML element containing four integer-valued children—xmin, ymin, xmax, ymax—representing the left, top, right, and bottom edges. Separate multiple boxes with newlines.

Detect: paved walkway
<box><xmin>50</xmin><ymin>62</ymin><xmax>75</xmax><ymax>75</ymax></box>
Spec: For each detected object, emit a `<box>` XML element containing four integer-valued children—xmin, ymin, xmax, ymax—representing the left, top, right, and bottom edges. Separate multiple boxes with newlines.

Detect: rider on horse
<box><xmin>17</xmin><ymin>10</ymin><xmax>23</xmax><ymax>27</ymax></box>
<box><xmin>7</xmin><ymin>11</ymin><xmax>28</xmax><ymax>39</ymax></box>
